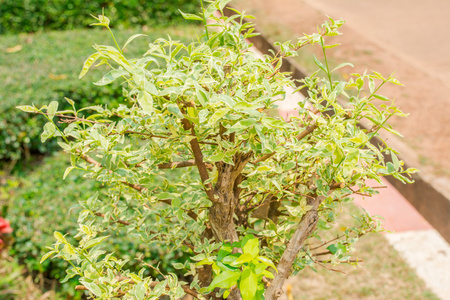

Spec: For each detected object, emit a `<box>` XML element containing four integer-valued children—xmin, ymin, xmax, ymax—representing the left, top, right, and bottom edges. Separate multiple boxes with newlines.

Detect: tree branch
<box><xmin>181</xmin><ymin>118</ymin><xmax>215</xmax><ymax>202</ymax></box>
<box><xmin>79</xmin><ymin>153</ymin><xmax>198</xmax><ymax>220</ymax></box>
<box><xmin>309</xmin><ymin>234</ymin><xmax>344</xmax><ymax>251</ymax></box>
<box><xmin>251</xmin><ymin>123</ymin><xmax>318</xmax><ymax>165</ymax></box>
<box><xmin>156</xmin><ymin>159</ymin><xmax>214</xmax><ymax>171</ymax></box>
<box><xmin>95</xmin><ymin>212</ymin><xmax>131</xmax><ymax>226</ymax></box>
<box><xmin>265</xmin><ymin>194</ymin><xmax>325</xmax><ymax>300</ymax></box>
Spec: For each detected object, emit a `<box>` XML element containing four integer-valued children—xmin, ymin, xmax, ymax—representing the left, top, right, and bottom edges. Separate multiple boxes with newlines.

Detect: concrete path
<box><xmin>354</xmin><ymin>179</ymin><xmax>450</xmax><ymax>300</ymax></box>
<box><xmin>305</xmin><ymin>0</ymin><xmax>450</xmax><ymax>88</ymax></box>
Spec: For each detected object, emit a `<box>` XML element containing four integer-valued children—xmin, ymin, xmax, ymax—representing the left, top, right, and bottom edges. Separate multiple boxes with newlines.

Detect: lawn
<box><xmin>0</xmin><ymin>24</ymin><xmax>202</xmax><ymax>162</ymax></box>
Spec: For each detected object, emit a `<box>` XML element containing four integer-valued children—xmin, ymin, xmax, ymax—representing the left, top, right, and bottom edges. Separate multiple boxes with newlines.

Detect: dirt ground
<box><xmin>234</xmin><ymin>0</ymin><xmax>450</xmax><ymax>194</ymax></box>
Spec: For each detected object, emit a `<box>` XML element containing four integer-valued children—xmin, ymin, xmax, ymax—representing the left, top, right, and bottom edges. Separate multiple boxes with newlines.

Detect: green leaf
<box><xmin>254</xmin><ymin>262</ymin><xmax>267</xmax><ymax>275</ymax></box>
<box><xmin>63</xmin><ymin>166</ymin><xmax>75</xmax><ymax>180</ymax></box>
<box><xmin>372</xmin><ymin>94</ymin><xmax>390</xmax><ymax>101</ymax></box>
<box><xmin>145</xmin><ymin>81</ymin><xmax>159</xmax><ymax>96</ymax></box>
<box><xmin>84</xmin><ymin>236</ymin><xmax>110</xmax><ymax>249</ymax></box>
<box><xmin>47</xmin><ymin>101</ymin><xmax>59</xmax><ymax>120</ymax></box>
<box><xmin>327</xmin><ymin>243</ymin><xmax>346</xmax><ymax>255</ymax></box>
<box><xmin>262</xmin><ymin>269</ymin><xmax>274</xmax><ymax>279</ymax></box>
<box><xmin>331</xmin><ymin>62</ymin><xmax>354</xmax><ymax>73</ymax></box>
<box><xmin>123</xmin><ymin>34</ymin><xmax>147</xmax><ymax>50</ymax></box>
<box><xmin>41</xmin><ymin>122</ymin><xmax>56</xmax><ymax>143</ymax></box>
<box><xmin>231</xmin><ymin>253</ymin><xmax>254</xmax><ymax>266</ymax></box>
<box><xmin>195</xmin><ymin>83</ymin><xmax>209</xmax><ymax>106</ymax></box>
<box><xmin>256</xmin><ymin>165</ymin><xmax>272</xmax><ymax>172</ymax></box>
<box><xmin>54</xmin><ymin>231</ymin><xmax>67</xmax><ymax>244</ymax></box>
<box><xmin>82</xmin><ymin>281</ymin><xmax>102</xmax><ymax>296</ymax></box>
<box><xmin>155</xmin><ymin>192</ymin><xmax>174</xmax><ymax>200</ymax></box>
<box><xmin>179</xmin><ymin>10</ymin><xmax>204</xmax><ymax>21</ymax></box>
<box><xmin>167</xmin><ymin>103</ymin><xmax>184</xmax><ymax>119</ymax></box>
<box><xmin>384</xmin><ymin>126</ymin><xmax>404</xmax><ymax>137</ymax></box>
<box><xmin>216</xmin><ymin>0</ymin><xmax>233</xmax><ymax>11</ymax></box>
<box><xmin>217</xmin><ymin>243</ymin><xmax>233</xmax><ymax>261</ymax></box>
<box><xmin>209</xmin><ymin>152</ymin><xmax>225</xmax><ymax>162</ymax></box>
<box><xmin>242</xmin><ymin>238</ymin><xmax>259</xmax><ymax>258</ymax></box>
<box><xmin>323</xmin><ymin>43</ymin><xmax>341</xmax><ymax>49</ymax></box>
<box><xmin>313</xmin><ymin>55</ymin><xmax>327</xmax><ymax>73</ymax></box>
<box><xmin>90</xmin><ymin>14</ymin><xmax>110</xmax><ymax>27</ymax></box>
<box><xmin>16</xmin><ymin>105</ymin><xmax>37</xmax><ymax>113</ymax></box>
<box><xmin>391</xmin><ymin>151</ymin><xmax>400</xmax><ymax>171</ymax></box>
<box><xmin>332</xmin><ymin>144</ymin><xmax>344</xmax><ymax>165</ymax></box>
<box><xmin>94</xmin><ymin>69</ymin><xmax>128</xmax><ymax>86</ymax></box>
<box><xmin>217</xmin><ymin>94</ymin><xmax>236</xmax><ymax>108</ymax></box>
<box><xmin>386</xmin><ymin>162</ymin><xmax>396</xmax><ymax>173</ymax></box>
<box><xmin>256</xmin><ymin>256</ymin><xmax>277</xmax><ymax>271</ymax></box>
<box><xmin>40</xmin><ymin>250</ymin><xmax>56</xmax><ymax>264</ymax></box>
<box><xmin>222</xmin><ymin>254</ymin><xmax>239</xmax><ymax>265</ymax></box>
<box><xmin>368</xmin><ymin>78</ymin><xmax>375</xmax><ymax>94</ymax></box>
<box><xmin>208</xmin><ymin>108</ymin><xmax>230</xmax><ymax>125</ymax></box>
<box><xmin>60</xmin><ymin>268</ymin><xmax>78</xmax><ymax>283</ymax></box>
<box><xmin>191</xmin><ymin>253</ymin><xmax>206</xmax><ymax>262</ymax></box>
<box><xmin>137</xmin><ymin>91</ymin><xmax>153</xmax><ymax>113</ymax></box>
<box><xmin>233</xmin><ymin>102</ymin><xmax>264</xmax><ymax>110</ymax></box>
<box><xmin>197</xmin><ymin>257</ymin><xmax>214</xmax><ymax>266</ymax></box>
<box><xmin>208</xmin><ymin>270</ymin><xmax>241</xmax><ymax>291</ymax></box>
<box><xmin>93</xmin><ymin>45</ymin><xmax>132</xmax><ymax>72</ymax></box>
<box><xmin>239</xmin><ymin>267</ymin><xmax>258</xmax><ymax>300</ymax></box>
<box><xmin>173</xmin><ymin>263</ymin><xmax>185</xmax><ymax>269</ymax></box>
<box><xmin>79</xmin><ymin>52</ymin><xmax>102</xmax><ymax>79</ymax></box>
<box><xmin>133</xmin><ymin>281</ymin><xmax>146</xmax><ymax>300</ymax></box>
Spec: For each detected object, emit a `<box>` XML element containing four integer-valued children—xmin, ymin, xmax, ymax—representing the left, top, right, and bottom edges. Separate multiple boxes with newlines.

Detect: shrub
<box><xmin>0</xmin><ymin>0</ymin><xmax>198</xmax><ymax>35</ymax></box>
<box><xmin>0</xmin><ymin>26</ymin><xmax>200</xmax><ymax>162</ymax></box>
<box><xmin>6</xmin><ymin>152</ymin><xmax>190</xmax><ymax>298</ymax></box>
<box><xmin>20</xmin><ymin>1</ymin><xmax>416</xmax><ymax>299</ymax></box>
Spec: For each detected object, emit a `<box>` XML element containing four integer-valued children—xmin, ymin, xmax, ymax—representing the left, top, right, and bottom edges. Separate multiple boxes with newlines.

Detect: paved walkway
<box><xmin>305</xmin><ymin>0</ymin><xmax>450</xmax><ymax>87</ymax></box>
<box><xmin>354</xmin><ymin>179</ymin><xmax>450</xmax><ymax>300</ymax></box>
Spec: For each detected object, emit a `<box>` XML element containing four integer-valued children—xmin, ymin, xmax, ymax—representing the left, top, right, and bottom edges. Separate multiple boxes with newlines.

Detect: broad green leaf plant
<box><xmin>18</xmin><ymin>0</ymin><xmax>416</xmax><ymax>299</ymax></box>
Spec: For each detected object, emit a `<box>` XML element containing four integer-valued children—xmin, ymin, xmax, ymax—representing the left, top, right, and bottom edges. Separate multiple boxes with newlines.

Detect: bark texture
<box><xmin>209</xmin><ymin>152</ymin><xmax>253</xmax><ymax>243</ymax></box>
<box><xmin>265</xmin><ymin>195</ymin><xmax>324</xmax><ymax>299</ymax></box>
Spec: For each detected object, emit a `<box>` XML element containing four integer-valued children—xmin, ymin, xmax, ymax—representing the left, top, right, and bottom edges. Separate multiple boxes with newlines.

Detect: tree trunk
<box><xmin>209</xmin><ymin>152</ymin><xmax>253</xmax><ymax>243</ymax></box>
<box><xmin>207</xmin><ymin>152</ymin><xmax>252</xmax><ymax>300</ymax></box>
<box><xmin>265</xmin><ymin>195</ymin><xmax>325</xmax><ymax>299</ymax></box>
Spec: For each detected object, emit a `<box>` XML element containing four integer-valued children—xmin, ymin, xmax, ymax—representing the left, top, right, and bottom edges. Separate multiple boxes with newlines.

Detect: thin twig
<box><xmin>309</xmin><ymin>234</ymin><xmax>344</xmax><ymax>251</ymax></box>
<box><xmin>95</xmin><ymin>212</ymin><xmax>131</xmax><ymax>226</ymax></box>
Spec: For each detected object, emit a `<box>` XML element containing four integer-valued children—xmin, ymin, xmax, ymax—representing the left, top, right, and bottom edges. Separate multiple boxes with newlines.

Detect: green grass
<box><xmin>0</xmin><ymin>25</ymin><xmax>202</xmax><ymax>161</ymax></box>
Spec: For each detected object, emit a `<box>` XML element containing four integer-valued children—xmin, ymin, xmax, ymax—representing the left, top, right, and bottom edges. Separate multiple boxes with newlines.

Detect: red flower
<box><xmin>0</xmin><ymin>217</ymin><xmax>12</xmax><ymax>234</ymax></box>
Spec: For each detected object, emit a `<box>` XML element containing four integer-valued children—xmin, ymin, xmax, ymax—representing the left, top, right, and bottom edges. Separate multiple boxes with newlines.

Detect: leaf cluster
<box><xmin>19</xmin><ymin>0</ymin><xmax>417</xmax><ymax>299</ymax></box>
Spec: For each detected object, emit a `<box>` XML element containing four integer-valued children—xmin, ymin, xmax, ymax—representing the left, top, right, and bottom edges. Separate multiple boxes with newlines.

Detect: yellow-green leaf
<box><xmin>79</xmin><ymin>52</ymin><xmax>102</xmax><ymax>79</ymax></box>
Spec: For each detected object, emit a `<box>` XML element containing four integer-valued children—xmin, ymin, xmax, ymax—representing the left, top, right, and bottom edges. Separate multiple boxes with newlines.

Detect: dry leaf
<box><xmin>48</xmin><ymin>73</ymin><xmax>68</xmax><ymax>80</ymax></box>
<box><xmin>6</xmin><ymin>45</ymin><xmax>23</xmax><ymax>53</ymax></box>
<box><xmin>287</xmin><ymin>284</ymin><xmax>294</xmax><ymax>300</ymax></box>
